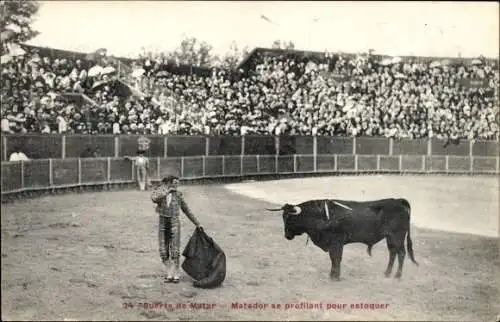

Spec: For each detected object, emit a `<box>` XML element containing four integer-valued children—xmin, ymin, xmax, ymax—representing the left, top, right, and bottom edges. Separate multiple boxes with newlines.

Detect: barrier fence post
<box><xmin>275</xmin><ymin>135</ymin><xmax>280</xmax><ymax>156</ymax></box>
<box><xmin>164</xmin><ymin>136</ymin><xmax>168</xmax><ymax>158</ymax></box>
<box><xmin>241</xmin><ymin>136</ymin><xmax>245</xmax><ymax>156</ymax></box>
<box><xmin>334</xmin><ymin>154</ymin><xmax>338</xmax><ymax>171</ymax></box>
<box><xmin>78</xmin><ymin>158</ymin><xmax>82</xmax><ymax>184</ymax></box>
<box><xmin>156</xmin><ymin>157</ymin><xmax>160</xmax><ymax>180</ymax></box>
<box><xmin>421</xmin><ymin>155</ymin><xmax>426</xmax><ymax>173</ymax></box>
<box><xmin>21</xmin><ymin>160</ymin><xmax>25</xmax><ymax>189</ymax></box>
<box><xmin>205</xmin><ymin>136</ymin><xmax>209</xmax><ymax>156</ymax></box>
<box><xmin>114</xmin><ymin>136</ymin><xmax>119</xmax><ymax>157</ymax></box>
<box><xmin>2</xmin><ymin>135</ymin><xmax>7</xmax><ymax>161</ymax></box>
<box><xmin>293</xmin><ymin>154</ymin><xmax>297</xmax><ymax>173</ymax></box>
<box><xmin>376</xmin><ymin>155</ymin><xmax>381</xmax><ymax>171</ymax></box>
<box><xmin>240</xmin><ymin>154</ymin><xmax>243</xmax><ymax>176</ymax></box>
<box><xmin>222</xmin><ymin>155</ymin><xmax>226</xmax><ymax>176</ymax></box>
<box><xmin>256</xmin><ymin>155</ymin><xmax>260</xmax><ymax>173</ymax></box>
<box><xmin>389</xmin><ymin>138</ymin><xmax>393</xmax><ymax>156</ymax></box>
<box><xmin>131</xmin><ymin>158</ymin><xmax>135</xmax><ymax>181</ymax></box>
<box><xmin>398</xmin><ymin>155</ymin><xmax>403</xmax><ymax>173</ymax></box>
<box><xmin>203</xmin><ymin>156</ymin><xmax>206</xmax><ymax>177</ymax></box>
<box><xmin>107</xmin><ymin>157</ymin><xmax>111</xmax><ymax>183</ymax></box>
<box><xmin>445</xmin><ymin>156</ymin><xmax>449</xmax><ymax>174</ymax></box>
<box><xmin>497</xmin><ymin>156</ymin><xmax>499</xmax><ymax>174</ymax></box>
<box><xmin>470</xmin><ymin>156</ymin><xmax>474</xmax><ymax>174</ymax></box>
<box><xmin>49</xmin><ymin>159</ymin><xmax>53</xmax><ymax>187</ymax></box>
<box><xmin>427</xmin><ymin>138</ymin><xmax>432</xmax><ymax>156</ymax></box>
<box><xmin>313</xmin><ymin>136</ymin><xmax>317</xmax><ymax>172</ymax></box>
<box><xmin>352</xmin><ymin>137</ymin><xmax>357</xmax><ymax>155</ymax></box>
<box><xmin>62</xmin><ymin>135</ymin><xmax>66</xmax><ymax>159</ymax></box>
<box><xmin>354</xmin><ymin>155</ymin><xmax>358</xmax><ymax>172</ymax></box>
<box><xmin>275</xmin><ymin>136</ymin><xmax>279</xmax><ymax>173</ymax></box>
<box><xmin>181</xmin><ymin>156</ymin><xmax>184</xmax><ymax>179</ymax></box>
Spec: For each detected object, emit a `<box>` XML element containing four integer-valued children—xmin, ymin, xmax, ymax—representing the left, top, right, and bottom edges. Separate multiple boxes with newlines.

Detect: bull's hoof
<box><xmin>394</xmin><ymin>272</ymin><xmax>402</xmax><ymax>279</ymax></box>
<box><xmin>384</xmin><ymin>271</ymin><xmax>391</xmax><ymax>278</ymax></box>
<box><xmin>330</xmin><ymin>276</ymin><xmax>341</xmax><ymax>281</ymax></box>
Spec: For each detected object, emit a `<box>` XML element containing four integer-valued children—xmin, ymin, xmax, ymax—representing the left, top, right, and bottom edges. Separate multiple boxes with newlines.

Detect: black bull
<box><xmin>266</xmin><ymin>198</ymin><xmax>418</xmax><ymax>280</ymax></box>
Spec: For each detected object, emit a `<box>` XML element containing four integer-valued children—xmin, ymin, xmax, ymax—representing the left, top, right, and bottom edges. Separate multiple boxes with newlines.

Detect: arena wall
<box><xmin>1</xmin><ymin>135</ymin><xmax>498</xmax><ymax>200</ymax></box>
<box><xmin>2</xmin><ymin>135</ymin><xmax>499</xmax><ymax>160</ymax></box>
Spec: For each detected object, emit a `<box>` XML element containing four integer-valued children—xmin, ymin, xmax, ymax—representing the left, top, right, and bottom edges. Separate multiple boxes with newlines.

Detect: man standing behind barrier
<box><xmin>151</xmin><ymin>175</ymin><xmax>203</xmax><ymax>283</ymax></box>
<box><xmin>125</xmin><ymin>150</ymin><xmax>150</xmax><ymax>191</ymax></box>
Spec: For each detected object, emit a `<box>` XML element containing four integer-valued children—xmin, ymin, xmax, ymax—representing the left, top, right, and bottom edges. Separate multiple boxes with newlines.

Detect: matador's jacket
<box><xmin>151</xmin><ymin>185</ymin><xmax>200</xmax><ymax>264</ymax></box>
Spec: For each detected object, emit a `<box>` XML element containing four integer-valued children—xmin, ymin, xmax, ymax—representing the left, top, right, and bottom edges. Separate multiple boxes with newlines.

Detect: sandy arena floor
<box><xmin>1</xmin><ymin>175</ymin><xmax>499</xmax><ymax>321</ymax></box>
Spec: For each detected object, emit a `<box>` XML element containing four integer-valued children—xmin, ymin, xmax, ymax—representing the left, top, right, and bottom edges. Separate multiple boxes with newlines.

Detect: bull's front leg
<box><xmin>328</xmin><ymin>242</ymin><xmax>344</xmax><ymax>281</ymax></box>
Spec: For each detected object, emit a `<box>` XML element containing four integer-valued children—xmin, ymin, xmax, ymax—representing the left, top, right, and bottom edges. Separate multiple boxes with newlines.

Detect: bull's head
<box><xmin>266</xmin><ymin>203</ymin><xmax>304</xmax><ymax>240</ymax></box>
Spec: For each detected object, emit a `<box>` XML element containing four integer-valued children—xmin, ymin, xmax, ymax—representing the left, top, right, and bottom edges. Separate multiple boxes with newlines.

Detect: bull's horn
<box><xmin>290</xmin><ymin>206</ymin><xmax>302</xmax><ymax>215</ymax></box>
<box><xmin>265</xmin><ymin>207</ymin><xmax>283</xmax><ymax>211</ymax></box>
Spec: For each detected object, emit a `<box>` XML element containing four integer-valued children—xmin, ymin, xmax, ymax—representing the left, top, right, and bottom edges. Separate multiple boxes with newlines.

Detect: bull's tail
<box><xmin>406</xmin><ymin>227</ymin><xmax>418</xmax><ymax>266</ymax></box>
<box><xmin>403</xmin><ymin>200</ymin><xmax>418</xmax><ymax>266</ymax></box>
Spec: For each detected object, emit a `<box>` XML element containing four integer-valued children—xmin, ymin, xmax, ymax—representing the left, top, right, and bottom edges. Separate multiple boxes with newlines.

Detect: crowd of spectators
<box><xmin>0</xmin><ymin>46</ymin><xmax>154</xmax><ymax>135</ymax></box>
<box><xmin>2</xmin><ymin>45</ymin><xmax>499</xmax><ymax>140</ymax></box>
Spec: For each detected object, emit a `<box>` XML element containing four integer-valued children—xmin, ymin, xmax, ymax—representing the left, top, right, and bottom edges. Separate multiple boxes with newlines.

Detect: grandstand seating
<box><xmin>1</xmin><ymin>44</ymin><xmax>498</xmax><ymax>140</ymax></box>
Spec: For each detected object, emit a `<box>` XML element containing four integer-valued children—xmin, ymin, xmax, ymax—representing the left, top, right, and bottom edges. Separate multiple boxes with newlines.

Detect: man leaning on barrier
<box><xmin>151</xmin><ymin>175</ymin><xmax>203</xmax><ymax>283</ymax></box>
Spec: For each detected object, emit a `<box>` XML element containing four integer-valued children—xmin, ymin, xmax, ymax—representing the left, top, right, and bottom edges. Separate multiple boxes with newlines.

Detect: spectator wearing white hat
<box><xmin>9</xmin><ymin>146</ymin><xmax>29</xmax><ymax>162</ymax></box>
<box><xmin>1</xmin><ymin>117</ymin><xmax>12</xmax><ymax>133</ymax></box>
<box><xmin>56</xmin><ymin>114</ymin><xmax>68</xmax><ymax>133</ymax></box>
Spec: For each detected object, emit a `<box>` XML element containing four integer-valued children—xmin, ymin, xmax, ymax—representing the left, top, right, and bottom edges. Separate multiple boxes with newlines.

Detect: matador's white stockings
<box><xmin>164</xmin><ymin>258</ymin><xmax>180</xmax><ymax>279</ymax></box>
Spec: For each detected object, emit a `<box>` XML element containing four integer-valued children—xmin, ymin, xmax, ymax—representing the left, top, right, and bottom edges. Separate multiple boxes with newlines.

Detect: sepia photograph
<box><xmin>1</xmin><ymin>1</ymin><xmax>499</xmax><ymax>321</ymax></box>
